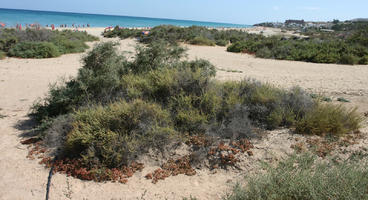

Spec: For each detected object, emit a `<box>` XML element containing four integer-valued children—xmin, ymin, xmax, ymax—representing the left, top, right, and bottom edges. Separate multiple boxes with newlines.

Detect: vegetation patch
<box><xmin>225</xmin><ymin>153</ymin><xmax>368</xmax><ymax>200</ymax></box>
<box><xmin>291</xmin><ymin>132</ymin><xmax>364</xmax><ymax>157</ymax></box>
<box><xmin>295</xmin><ymin>104</ymin><xmax>362</xmax><ymax>136</ymax></box>
<box><xmin>145</xmin><ymin>155</ymin><xmax>196</xmax><ymax>184</ymax></box>
<box><xmin>189</xmin><ymin>36</ymin><xmax>216</xmax><ymax>46</ymax></box>
<box><xmin>0</xmin><ymin>28</ymin><xmax>98</xmax><ymax>58</ymax></box>
<box><xmin>104</xmin><ymin>24</ymin><xmax>368</xmax><ymax>65</ymax></box>
<box><xmin>28</xmin><ymin>41</ymin><xmax>362</xmax><ymax>184</ymax></box>
<box><xmin>0</xmin><ymin>50</ymin><xmax>5</xmax><ymax>59</ymax></box>
<box><xmin>9</xmin><ymin>42</ymin><xmax>61</xmax><ymax>58</ymax></box>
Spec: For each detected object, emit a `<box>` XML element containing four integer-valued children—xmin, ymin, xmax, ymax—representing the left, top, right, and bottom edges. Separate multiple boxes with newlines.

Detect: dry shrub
<box><xmin>225</xmin><ymin>153</ymin><xmax>368</xmax><ymax>200</ymax></box>
<box><xmin>296</xmin><ymin>104</ymin><xmax>362</xmax><ymax>136</ymax></box>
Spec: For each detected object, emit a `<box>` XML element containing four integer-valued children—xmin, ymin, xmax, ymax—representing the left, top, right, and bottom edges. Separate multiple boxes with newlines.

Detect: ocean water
<box><xmin>0</xmin><ymin>8</ymin><xmax>250</xmax><ymax>28</ymax></box>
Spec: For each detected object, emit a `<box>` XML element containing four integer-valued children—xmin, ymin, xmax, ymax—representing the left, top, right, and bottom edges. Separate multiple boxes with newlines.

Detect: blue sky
<box><xmin>1</xmin><ymin>0</ymin><xmax>367</xmax><ymax>25</ymax></box>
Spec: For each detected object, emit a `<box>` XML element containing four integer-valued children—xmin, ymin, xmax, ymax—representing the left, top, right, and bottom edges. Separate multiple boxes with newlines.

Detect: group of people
<box><xmin>9</xmin><ymin>23</ymin><xmax>91</xmax><ymax>31</ymax></box>
<box><xmin>15</xmin><ymin>23</ymin><xmax>42</xmax><ymax>30</ymax></box>
<box><xmin>45</xmin><ymin>24</ymin><xmax>91</xmax><ymax>29</ymax></box>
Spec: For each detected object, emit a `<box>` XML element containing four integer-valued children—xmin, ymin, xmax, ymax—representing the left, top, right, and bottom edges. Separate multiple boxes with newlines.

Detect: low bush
<box><xmin>16</xmin><ymin>28</ymin><xmax>53</xmax><ymax>42</ymax></box>
<box><xmin>295</xmin><ymin>104</ymin><xmax>362</xmax><ymax>136</ymax></box>
<box><xmin>66</xmin><ymin>99</ymin><xmax>177</xmax><ymax>167</ymax></box>
<box><xmin>31</xmin><ymin>41</ymin><xmax>362</xmax><ymax>182</ymax></box>
<box><xmin>215</xmin><ymin>39</ymin><xmax>228</xmax><ymax>46</ymax></box>
<box><xmin>9</xmin><ymin>42</ymin><xmax>61</xmax><ymax>58</ymax></box>
<box><xmin>340</xmin><ymin>54</ymin><xmax>359</xmax><ymax>65</ymax></box>
<box><xmin>103</xmin><ymin>26</ymin><xmax>142</xmax><ymax>39</ymax></box>
<box><xmin>31</xmin><ymin>42</ymin><xmax>127</xmax><ymax>122</ymax></box>
<box><xmin>225</xmin><ymin>153</ymin><xmax>368</xmax><ymax>200</ymax></box>
<box><xmin>0</xmin><ymin>51</ymin><xmax>5</xmax><ymax>59</ymax></box>
<box><xmin>51</xmin><ymin>37</ymin><xmax>88</xmax><ymax>54</ymax></box>
<box><xmin>0</xmin><ymin>28</ymin><xmax>98</xmax><ymax>58</ymax></box>
<box><xmin>189</xmin><ymin>36</ymin><xmax>215</xmax><ymax>46</ymax></box>
<box><xmin>33</xmin><ymin>41</ymin><xmax>362</xmax><ymax>136</ymax></box>
<box><xmin>359</xmin><ymin>55</ymin><xmax>368</xmax><ymax>64</ymax></box>
<box><xmin>104</xmin><ymin>25</ymin><xmax>368</xmax><ymax>65</ymax></box>
<box><xmin>227</xmin><ymin>41</ymin><xmax>250</xmax><ymax>53</ymax></box>
<box><xmin>0</xmin><ymin>29</ymin><xmax>19</xmax><ymax>52</ymax></box>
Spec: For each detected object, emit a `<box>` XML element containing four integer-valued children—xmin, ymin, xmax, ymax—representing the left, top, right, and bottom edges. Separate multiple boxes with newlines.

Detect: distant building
<box><xmin>285</xmin><ymin>20</ymin><xmax>305</xmax><ymax>26</ymax></box>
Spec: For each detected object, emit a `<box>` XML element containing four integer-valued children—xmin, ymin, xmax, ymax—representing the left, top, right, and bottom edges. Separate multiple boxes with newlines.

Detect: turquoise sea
<box><xmin>0</xmin><ymin>8</ymin><xmax>250</xmax><ymax>28</ymax></box>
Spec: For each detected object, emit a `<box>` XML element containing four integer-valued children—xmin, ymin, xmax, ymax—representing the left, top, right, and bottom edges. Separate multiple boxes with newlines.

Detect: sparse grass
<box><xmin>183</xmin><ymin>196</ymin><xmax>198</xmax><ymax>200</ymax></box>
<box><xmin>225</xmin><ymin>153</ymin><xmax>368</xmax><ymax>200</ymax></box>
<box><xmin>337</xmin><ymin>97</ymin><xmax>350</xmax><ymax>103</ymax></box>
<box><xmin>218</xmin><ymin>68</ymin><xmax>243</xmax><ymax>73</ymax></box>
<box><xmin>227</xmin><ymin>70</ymin><xmax>243</xmax><ymax>73</ymax></box>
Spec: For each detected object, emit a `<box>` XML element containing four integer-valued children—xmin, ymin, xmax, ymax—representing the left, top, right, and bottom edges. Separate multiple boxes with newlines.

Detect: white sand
<box><xmin>0</xmin><ymin>28</ymin><xmax>367</xmax><ymax>199</ymax></box>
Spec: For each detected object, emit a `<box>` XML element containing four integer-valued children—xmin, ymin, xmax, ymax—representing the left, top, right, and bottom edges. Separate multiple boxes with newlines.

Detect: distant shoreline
<box><xmin>0</xmin><ymin>7</ymin><xmax>247</xmax><ymax>27</ymax></box>
<box><xmin>0</xmin><ymin>8</ymin><xmax>250</xmax><ymax>28</ymax></box>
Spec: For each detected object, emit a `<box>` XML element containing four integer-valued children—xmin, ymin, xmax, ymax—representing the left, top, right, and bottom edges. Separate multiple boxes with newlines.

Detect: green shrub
<box><xmin>51</xmin><ymin>37</ymin><xmax>88</xmax><ymax>54</ymax></box>
<box><xmin>296</xmin><ymin>104</ymin><xmax>362</xmax><ymax>136</ymax></box>
<box><xmin>0</xmin><ymin>29</ymin><xmax>18</xmax><ymax>52</ymax></box>
<box><xmin>215</xmin><ymin>39</ymin><xmax>228</xmax><ymax>46</ymax></box>
<box><xmin>171</xmin><ymin>94</ymin><xmax>209</xmax><ymax>133</ymax></box>
<box><xmin>0</xmin><ymin>51</ymin><xmax>5</xmax><ymax>59</ymax></box>
<box><xmin>225</xmin><ymin>153</ymin><xmax>368</xmax><ymax>200</ymax></box>
<box><xmin>31</xmin><ymin>42</ymin><xmax>363</xmax><ymax>179</ymax></box>
<box><xmin>0</xmin><ymin>28</ymin><xmax>98</xmax><ymax>58</ymax></box>
<box><xmin>9</xmin><ymin>42</ymin><xmax>61</xmax><ymax>58</ymax></box>
<box><xmin>255</xmin><ymin>47</ymin><xmax>273</xmax><ymax>58</ymax></box>
<box><xmin>189</xmin><ymin>36</ymin><xmax>216</xmax><ymax>46</ymax></box>
<box><xmin>103</xmin><ymin>26</ymin><xmax>142</xmax><ymax>39</ymax></box>
<box><xmin>130</xmin><ymin>41</ymin><xmax>186</xmax><ymax>74</ymax></box>
<box><xmin>31</xmin><ymin>42</ymin><xmax>127</xmax><ymax>122</ymax></box>
<box><xmin>103</xmin><ymin>25</ymin><xmax>368</xmax><ymax>65</ymax></box>
<box><xmin>66</xmin><ymin>99</ymin><xmax>177</xmax><ymax>167</ymax></box>
<box><xmin>16</xmin><ymin>28</ymin><xmax>53</xmax><ymax>42</ymax></box>
<box><xmin>339</xmin><ymin>54</ymin><xmax>359</xmax><ymax>65</ymax></box>
<box><xmin>359</xmin><ymin>55</ymin><xmax>368</xmax><ymax>64</ymax></box>
<box><xmin>227</xmin><ymin>41</ymin><xmax>249</xmax><ymax>53</ymax></box>
<box><xmin>33</xmin><ymin>42</ymin><xmax>361</xmax><ymax>137</ymax></box>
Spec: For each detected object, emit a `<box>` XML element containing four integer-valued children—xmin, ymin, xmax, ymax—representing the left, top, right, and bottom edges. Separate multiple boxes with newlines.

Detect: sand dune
<box><xmin>0</xmin><ymin>29</ymin><xmax>367</xmax><ymax>199</ymax></box>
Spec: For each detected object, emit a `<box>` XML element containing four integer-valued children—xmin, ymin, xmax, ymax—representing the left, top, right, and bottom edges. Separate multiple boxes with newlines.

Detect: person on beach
<box><xmin>51</xmin><ymin>24</ymin><xmax>55</xmax><ymax>30</ymax></box>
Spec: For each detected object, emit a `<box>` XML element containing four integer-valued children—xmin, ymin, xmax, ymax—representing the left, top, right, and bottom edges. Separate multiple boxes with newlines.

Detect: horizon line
<box><xmin>0</xmin><ymin>7</ymin><xmax>250</xmax><ymax>26</ymax></box>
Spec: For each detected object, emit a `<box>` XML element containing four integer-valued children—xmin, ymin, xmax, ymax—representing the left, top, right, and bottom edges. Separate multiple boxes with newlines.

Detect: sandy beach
<box><xmin>0</xmin><ymin>27</ymin><xmax>367</xmax><ymax>199</ymax></box>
